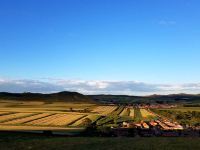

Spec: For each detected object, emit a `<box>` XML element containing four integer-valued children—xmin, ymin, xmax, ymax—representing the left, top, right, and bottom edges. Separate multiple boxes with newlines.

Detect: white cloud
<box><xmin>158</xmin><ymin>20</ymin><xmax>176</xmax><ymax>25</ymax></box>
<box><xmin>0</xmin><ymin>78</ymin><xmax>200</xmax><ymax>95</ymax></box>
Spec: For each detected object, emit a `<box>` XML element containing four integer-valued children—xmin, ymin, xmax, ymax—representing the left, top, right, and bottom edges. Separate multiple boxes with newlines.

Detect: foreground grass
<box><xmin>0</xmin><ymin>132</ymin><xmax>199</xmax><ymax>150</ymax></box>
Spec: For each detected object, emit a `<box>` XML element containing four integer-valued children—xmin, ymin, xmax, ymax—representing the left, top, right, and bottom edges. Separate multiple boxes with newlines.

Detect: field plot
<box><xmin>119</xmin><ymin>108</ymin><xmax>129</xmax><ymax>116</ymax></box>
<box><xmin>129</xmin><ymin>109</ymin><xmax>134</xmax><ymax>117</ymax></box>
<box><xmin>110</xmin><ymin>106</ymin><xmax>124</xmax><ymax>116</ymax></box>
<box><xmin>92</xmin><ymin>106</ymin><xmax>118</xmax><ymax>115</ymax></box>
<box><xmin>26</xmin><ymin>114</ymin><xmax>85</xmax><ymax>126</ymax></box>
<box><xmin>0</xmin><ymin>112</ymin><xmax>15</xmax><ymax>116</ymax></box>
<box><xmin>0</xmin><ymin>113</ymin><xmax>36</xmax><ymax>123</ymax></box>
<box><xmin>140</xmin><ymin>109</ymin><xmax>156</xmax><ymax>119</ymax></box>
<box><xmin>71</xmin><ymin>114</ymin><xmax>101</xmax><ymax>126</ymax></box>
<box><xmin>0</xmin><ymin>124</ymin><xmax>84</xmax><ymax>132</ymax></box>
<box><xmin>0</xmin><ymin>100</ymin><xmax>96</xmax><ymax>113</ymax></box>
<box><xmin>158</xmin><ymin>107</ymin><xmax>200</xmax><ymax>112</ymax></box>
<box><xmin>2</xmin><ymin>113</ymin><xmax>52</xmax><ymax>125</ymax></box>
<box><xmin>134</xmin><ymin>108</ymin><xmax>143</xmax><ymax>122</ymax></box>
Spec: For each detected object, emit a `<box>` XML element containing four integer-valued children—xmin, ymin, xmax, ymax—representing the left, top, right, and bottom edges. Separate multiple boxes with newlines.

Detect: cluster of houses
<box><xmin>136</xmin><ymin>104</ymin><xmax>177</xmax><ymax>109</ymax></box>
<box><xmin>121</xmin><ymin>119</ymin><xmax>183</xmax><ymax>130</ymax></box>
<box><xmin>109</xmin><ymin>120</ymin><xmax>200</xmax><ymax>137</ymax></box>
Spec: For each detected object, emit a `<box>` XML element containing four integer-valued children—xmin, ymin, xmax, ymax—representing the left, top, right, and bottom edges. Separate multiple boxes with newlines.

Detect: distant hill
<box><xmin>89</xmin><ymin>94</ymin><xmax>200</xmax><ymax>104</ymax></box>
<box><xmin>1</xmin><ymin>92</ymin><xmax>199</xmax><ymax>104</ymax></box>
<box><xmin>0</xmin><ymin>91</ymin><xmax>95</xmax><ymax>103</ymax></box>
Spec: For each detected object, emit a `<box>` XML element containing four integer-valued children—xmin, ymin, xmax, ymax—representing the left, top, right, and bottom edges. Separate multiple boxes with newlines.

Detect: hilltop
<box><xmin>0</xmin><ymin>91</ymin><xmax>95</xmax><ymax>103</ymax></box>
<box><xmin>89</xmin><ymin>93</ymin><xmax>200</xmax><ymax>104</ymax></box>
<box><xmin>0</xmin><ymin>92</ymin><xmax>200</xmax><ymax>104</ymax></box>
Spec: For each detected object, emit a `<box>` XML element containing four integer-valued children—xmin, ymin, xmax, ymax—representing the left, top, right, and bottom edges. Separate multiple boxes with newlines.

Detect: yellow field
<box><xmin>140</xmin><ymin>109</ymin><xmax>156</xmax><ymax>118</ymax></box>
<box><xmin>119</xmin><ymin>108</ymin><xmax>129</xmax><ymax>116</ymax></box>
<box><xmin>129</xmin><ymin>109</ymin><xmax>134</xmax><ymax>117</ymax></box>
<box><xmin>0</xmin><ymin>100</ymin><xmax>120</xmax><ymax>132</ymax></box>
<box><xmin>91</xmin><ymin>106</ymin><xmax>117</xmax><ymax>115</ymax></box>
<box><xmin>0</xmin><ymin>124</ymin><xmax>84</xmax><ymax>131</ymax></box>
<box><xmin>2</xmin><ymin>113</ymin><xmax>51</xmax><ymax>125</ymax></box>
<box><xmin>71</xmin><ymin>114</ymin><xmax>100</xmax><ymax>126</ymax></box>
<box><xmin>0</xmin><ymin>112</ymin><xmax>35</xmax><ymax>123</ymax></box>
<box><xmin>0</xmin><ymin>100</ymin><xmax>99</xmax><ymax>131</ymax></box>
<box><xmin>25</xmin><ymin>114</ymin><xmax>84</xmax><ymax>126</ymax></box>
<box><xmin>0</xmin><ymin>112</ymin><xmax>14</xmax><ymax>116</ymax></box>
<box><xmin>0</xmin><ymin>100</ymin><xmax>96</xmax><ymax>113</ymax></box>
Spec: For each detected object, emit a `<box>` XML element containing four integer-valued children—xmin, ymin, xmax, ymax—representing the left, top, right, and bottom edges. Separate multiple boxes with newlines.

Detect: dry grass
<box><xmin>2</xmin><ymin>113</ymin><xmax>52</xmax><ymax>125</ymax></box>
<box><xmin>119</xmin><ymin>108</ymin><xmax>129</xmax><ymax>116</ymax></box>
<box><xmin>140</xmin><ymin>109</ymin><xmax>156</xmax><ymax>118</ymax></box>
<box><xmin>71</xmin><ymin>114</ymin><xmax>100</xmax><ymax>126</ymax></box>
<box><xmin>0</xmin><ymin>113</ymin><xmax>36</xmax><ymax>123</ymax></box>
<box><xmin>92</xmin><ymin>106</ymin><xmax>117</xmax><ymax>115</ymax></box>
<box><xmin>129</xmin><ymin>109</ymin><xmax>134</xmax><ymax>117</ymax></box>
<box><xmin>25</xmin><ymin>114</ymin><xmax>84</xmax><ymax>126</ymax></box>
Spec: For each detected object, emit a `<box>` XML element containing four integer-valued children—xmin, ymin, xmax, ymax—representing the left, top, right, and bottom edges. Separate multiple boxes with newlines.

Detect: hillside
<box><xmin>0</xmin><ymin>91</ymin><xmax>95</xmax><ymax>103</ymax></box>
<box><xmin>0</xmin><ymin>92</ymin><xmax>200</xmax><ymax>104</ymax></box>
<box><xmin>89</xmin><ymin>94</ymin><xmax>200</xmax><ymax>104</ymax></box>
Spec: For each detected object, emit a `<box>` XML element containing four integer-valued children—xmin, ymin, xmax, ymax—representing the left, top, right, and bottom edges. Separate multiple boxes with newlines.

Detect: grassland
<box><xmin>134</xmin><ymin>108</ymin><xmax>143</xmax><ymax>122</ymax></box>
<box><xmin>0</xmin><ymin>100</ymin><xmax>127</xmax><ymax>131</ymax></box>
<box><xmin>158</xmin><ymin>107</ymin><xmax>200</xmax><ymax>112</ymax></box>
<box><xmin>0</xmin><ymin>100</ymin><xmax>96</xmax><ymax>113</ymax></box>
<box><xmin>0</xmin><ymin>132</ymin><xmax>199</xmax><ymax>150</ymax></box>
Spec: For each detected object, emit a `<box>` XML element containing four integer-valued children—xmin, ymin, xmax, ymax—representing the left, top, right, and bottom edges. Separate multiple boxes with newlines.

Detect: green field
<box><xmin>158</xmin><ymin>107</ymin><xmax>200</xmax><ymax>112</ymax></box>
<box><xmin>134</xmin><ymin>108</ymin><xmax>143</xmax><ymax>122</ymax></box>
<box><xmin>0</xmin><ymin>132</ymin><xmax>199</xmax><ymax>150</ymax></box>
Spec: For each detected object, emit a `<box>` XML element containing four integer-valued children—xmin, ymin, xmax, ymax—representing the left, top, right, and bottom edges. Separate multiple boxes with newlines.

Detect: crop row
<box><xmin>119</xmin><ymin>108</ymin><xmax>130</xmax><ymax>117</ymax></box>
<box><xmin>92</xmin><ymin>106</ymin><xmax>118</xmax><ymax>115</ymax></box>
<box><xmin>129</xmin><ymin>109</ymin><xmax>134</xmax><ymax>117</ymax></box>
<box><xmin>71</xmin><ymin>114</ymin><xmax>101</xmax><ymax>126</ymax></box>
<box><xmin>111</xmin><ymin>106</ymin><xmax>124</xmax><ymax>116</ymax></box>
<box><xmin>140</xmin><ymin>109</ymin><xmax>156</xmax><ymax>119</ymax></box>
<box><xmin>0</xmin><ymin>112</ymin><xmax>15</xmax><ymax>116</ymax></box>
<box><xmin>2</xmin><ymin>113</ymin><xmax>52</xmax><ymax>125</ymax></box>
<box><xmin>25</xmin><ymin>114</ymin><xmax>84</xmax><ymax>126</ymax></box>
<box><xmin>0</xmin><ymin>113</ymin><xmax>36</xmax><ymax>123</ymax></box>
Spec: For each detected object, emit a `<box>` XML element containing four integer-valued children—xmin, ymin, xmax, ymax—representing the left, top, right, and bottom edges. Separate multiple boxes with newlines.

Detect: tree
<box><xmin>69</xmin><ymin>107</ymin><xmax>73</xmax><ymax>112</ymax></box>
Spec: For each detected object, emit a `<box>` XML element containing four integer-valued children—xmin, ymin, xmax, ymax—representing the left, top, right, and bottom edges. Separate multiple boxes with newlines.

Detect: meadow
<box><xmin>0</xmin><ymin>132</ymin><xmax>199</xmax><ymax>150</ymax></box>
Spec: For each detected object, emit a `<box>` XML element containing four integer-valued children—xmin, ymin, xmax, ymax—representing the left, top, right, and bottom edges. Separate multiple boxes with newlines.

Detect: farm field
<box><xmin>134</xmin><ymin>108</ymin><xmax>143</xmax><ymax>121</ymax></box>
<box><xmin>91</xmin><ymin>105</ymin><xmax>118</xmax><ymax>115</ymax></box>
<box><xmin>152</xmin><ymin>106</ymin><xmax>200</xmax><ymax>127</ymax></box>
<box><xmin>140</xmin><ymin>109</ymin><xmax>157</xmax><ymax>119</ymax></box>
<box><xmin>0</xmin><ymin>125</ymin><xmax>84</xmax><ymax>132</ymax></box>
<box><xmin>0</xmin><ymin>101</ymin><xmax>96</xmax><ymax>113</ymax></box>
<box><xmin>71</xmin><ymin>114</ymin><xmax>101</xmax><ymax>127</ymax></box>
<box><xmin>0</xmin><ymin>99</ymin><xmax>199</xmax><ymax>134</ymax></box>
<box><xmin>119</xmin><ymin>107</ymin><xmax>129</xmax><ymax>117</ymax></box>
<box><xmin>0</xmin><ymin>100</ymin><xmax>125</xmax><ymax>132</ymax></box>
<box><xmin>129</xmin><ymin>108</ymin><xmax>134</xmax><ymax>117</ymax></box>
<box><xmin>158</xmin><ymin>107</ymin><xmax>200</xmax><ymax>112</ymax></box>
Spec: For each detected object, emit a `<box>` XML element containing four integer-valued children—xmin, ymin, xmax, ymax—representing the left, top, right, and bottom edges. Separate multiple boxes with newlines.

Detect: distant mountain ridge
<box><xmin>0</xmin><ymin>91</ymin><xmax>94</xmax><ymax>103</ymax></box>
<box><xmin>89</xmin><ymin>93</ymin><xmax>200</xmax><ymax>104</ymax></box>
<box><xmin>0</xmin><ymin>92</ymin><xmax>200</xmax><ymax>104</ymax></box>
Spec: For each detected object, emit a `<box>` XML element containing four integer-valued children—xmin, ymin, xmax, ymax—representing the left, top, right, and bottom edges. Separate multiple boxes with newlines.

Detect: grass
<box><xmin>134</xmin><ymin>108</ymin><xmax>143</xmax><ymax>122</ymax></box>
<box><xmin>158</xmin><ymin>107</ymin><xmax>200</xmax><ymax>112</ymax></box>
<box><xmin>0</xmin><ymin>101</ymin><xmax>96</xmax><ymax>112</ymax></box>
<box><xmin>0</xmin><ymin>132</ymin><xmax>199</xmax><ymax>150</ymax></box>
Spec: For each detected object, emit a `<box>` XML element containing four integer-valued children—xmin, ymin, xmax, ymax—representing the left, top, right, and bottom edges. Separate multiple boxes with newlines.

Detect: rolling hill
<box><xmin>89</xmin><ymin>94</ymin><xmax>200</xmax><ymax>104</ymax></box>
<box><xmin>0</xmin><ymin>91</ymin><xmax>95</xmax><ymax>103</ymax></box>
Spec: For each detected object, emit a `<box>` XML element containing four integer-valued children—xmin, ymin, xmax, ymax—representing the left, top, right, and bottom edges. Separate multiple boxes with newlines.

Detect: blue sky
<box><xmin>0</xmin><ymin>0</ymin><xmax>200</xmax><ymax>94</ymax></box>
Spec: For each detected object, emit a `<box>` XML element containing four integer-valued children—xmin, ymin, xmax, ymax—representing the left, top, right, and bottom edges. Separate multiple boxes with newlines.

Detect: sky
<box><xmin>0</xmin><ymin>0</ymin><xmax>200</xmax><ymax>95</ymax></box>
